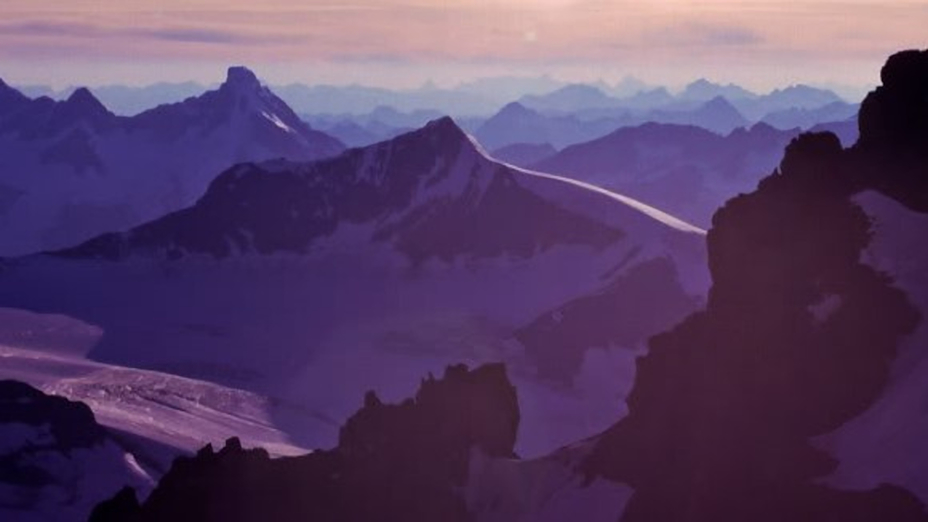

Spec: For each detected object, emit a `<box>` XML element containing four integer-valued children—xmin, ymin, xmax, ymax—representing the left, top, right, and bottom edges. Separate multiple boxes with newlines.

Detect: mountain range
<box><xmin>0</xmin><ymin>114</ymin><xmax>708</xmax><ymax>470</ymax></box>
<box><xmin>0</xmin><ymin>67</ymin><xmax>343</xmax><ymax>256</ymax></box>
<box><xmin>78</xmin><ymin>46</ymin><xmax>928</xmax><ymax>522</ymax></box>
<box><xmin>0</xmin><ymin>49</ymin><xmax>924</xmax><ymax>522</ymax></box>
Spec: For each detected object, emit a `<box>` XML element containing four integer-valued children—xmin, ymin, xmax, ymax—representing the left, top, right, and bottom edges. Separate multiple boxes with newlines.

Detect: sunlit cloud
<box><xmin>0</xmin><ymin>0</ymin><xmax>923</xmax><ymax>90</ymax></box>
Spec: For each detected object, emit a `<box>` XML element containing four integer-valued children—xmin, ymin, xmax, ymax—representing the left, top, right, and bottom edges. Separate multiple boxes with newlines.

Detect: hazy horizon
<box><xmin>2</xmin><ymin>0</ymin><xmax>924</xmax><ymax>99</ymax></box>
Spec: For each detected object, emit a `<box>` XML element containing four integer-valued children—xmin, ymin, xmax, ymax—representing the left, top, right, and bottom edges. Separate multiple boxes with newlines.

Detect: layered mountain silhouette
<box><xmin>761</xmin><ymin>101</ymin><xmax>859</xmax><ymax>130</ymax></box>
<box><xmin>474</xmin><ymin>97</ymin><xmax>756</xmax><ymax>150</ymax></box>
<box><xmin>581</xmin><ymin>48</ymin><xmax>928</xmax><ymax>521</ymax></box>
<box><xmin>473</xmin><ymin>101</ymin><xmax>618</xmax><ymax>149</ymax></box>
<box><xmin>518</xmin><ymin>84</ymin><xmax>619</xmax><ymax>113</ymax></box>
<box><xmin>678</xmin><ymin>79</ymin><xmax>755</xmax><ymax>102</ymax></box>
<box><xmin>0</xmin><ymin>66</ymin><xmax>343</xmax><ymax>256</ymax></box>
<box><xmin>490</xmin><ymin>142</ymin><xmax>558</xmax><ymax>166</ymax></box>
<box><xmin>78</xmin><ymin>47</ymin><xmax>928</xmax><ymax>522</ymax></box>
<box><xmin>534</xmin><ymin>122</ymin><xmax>800</xmax><ymax>226</ymax></box>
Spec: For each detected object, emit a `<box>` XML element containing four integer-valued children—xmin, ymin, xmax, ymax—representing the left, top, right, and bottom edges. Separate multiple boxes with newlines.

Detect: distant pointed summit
<box><xmin>64</xmin><ymin>87</ymin><xmax>110</xmax><ymax>115</ymax></box>
<box><xmin>223</xmin><ymin>66</ymin><xmax>261</xmax><ymax>92</ymax></box>
<box><xmin>497</xmin><ymin>101</ymin><xmax>535</xmax><ymax>118</ymax></box>
<box><xmin>414</xmin><ymin>116</ymin><xmax>473</xmax><ymax>148</ymax></box>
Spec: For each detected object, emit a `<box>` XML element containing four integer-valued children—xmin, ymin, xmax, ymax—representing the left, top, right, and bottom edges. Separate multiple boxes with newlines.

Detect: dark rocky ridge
<box><xmin>582</xmin><ymin>49</ymin><xmax>928</xmax><ymax>521</ymax></box>
<box><xmin>0</xmin><ymin>380</ymin><xmax>105</xmax><ymax>452</ymax></box>
<box><xmin>0</xmin><ymin>85</ymin><xmax>118</xmax><ymax>138</ymax></box>
<box><xmin>0</xmin><ymin>380</ymin><xmax>105</xmax><ymax>491</ymax></box>
<box><xmin>56</xmin><ymin>117</ymin><xmax>623</xmax><ymax>263</ymax></box>
<box><xmin>89</xmin><ymin>364</ymin><xmax>519</xmax><ymax>522</ymax></box>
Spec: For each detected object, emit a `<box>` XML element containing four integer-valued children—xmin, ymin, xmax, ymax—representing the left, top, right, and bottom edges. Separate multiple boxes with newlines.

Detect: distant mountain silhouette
<box><xmin>761</xmin><ymin>101</ymin><xmax>859</xmax><ymax>130</ymax></box>
<box><xmin>272</xmin><ymin>83</ymin><xmax>499</xmax><ymax>116</ymax></box>
<box><xmin>679</xmin><ymin>79</ymin><xmax>756</xmax><ymax>102</ymax></box>
<box><xmin>646</xmin><ymin>96</ymin><xmax>748</xmax><ymax>135</ymax></box>
<box><xmin>731</xmin><ymin>84</ymin><xmax>847</xmax><ymax>120</ymax></box>
<box><xmin>810</xmin><ymin>117</ymin><xmax>860</xmax><ymax>147</ymax></box>
<box><xmin>473</xmin><ymin>102</ymin><xmax>618</xmax><ymax>149</ymax></box>
<box><xmin>534</xmin><ymin>121</ymin><xmax>800</xmax><ymax>226</ymax></box>
<box><xmin>305</xmin><ymin>106</ymin><xmax>440</xmax><ymax>147</ymax></box>
<box><xmin>0</xmin><ymin>116</ymin><xmax>707</xmax><ymax>461</ymax></box>
<box><xmin>490</xmin><ymin>142</ymin><xmax>557</xmax><ymax>166</ymax></box>
<box><xmin>473</xmin><ymin>96</ymin><xmax>754</xmax><ymax>151</ymax></box>
<box><xmin>518</xmin><ymin>84</ymin><xmax>619</xmax><ymax>113</ymax></box>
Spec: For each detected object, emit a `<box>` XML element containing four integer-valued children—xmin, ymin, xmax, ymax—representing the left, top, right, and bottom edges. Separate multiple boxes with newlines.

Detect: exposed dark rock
<box><xmin>0</xmin><ymin>379</ymin><xmax>105</xmax><ymax>453</ymax></box>
<box><xmin>854</xmin><ymin>49</ymin><xmax>928</xmax><ymax>211</ymax></box>
<box><xmin>90</xmin><ymin>363</ymin><xmax>519</xmax><ymax>522</ymax></box>
<box><xmin>583</xmin><ymin>49</ymin><xmax>928</xmax><ymax>522</ymax></box>
<box><xmin>88</xmin><ymin>487</ymin><xmax>142</xmax><ymax>522</ymax></box>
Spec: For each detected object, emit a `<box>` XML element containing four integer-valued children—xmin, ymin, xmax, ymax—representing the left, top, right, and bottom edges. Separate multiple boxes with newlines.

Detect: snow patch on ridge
<box><xmin>461</xmin><ymin>124</ymin><xmax>707</xmax><ymax>235</ymax></box>
<box><xmin>817</xmin><ymin>190</ymin><xmax>928</xmax><ymax>503</ymax></box>
<box><xmin>262</xmin><ymin>111</ymin><xmax>295</xmax><ymax>134</ymax></box>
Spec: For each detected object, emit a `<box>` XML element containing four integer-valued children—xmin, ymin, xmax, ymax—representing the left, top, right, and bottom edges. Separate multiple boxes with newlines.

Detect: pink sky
<box><xmin>0</xmin><ymin>0</ymin><xmax>924</xmax><ymax>91</ymax></box>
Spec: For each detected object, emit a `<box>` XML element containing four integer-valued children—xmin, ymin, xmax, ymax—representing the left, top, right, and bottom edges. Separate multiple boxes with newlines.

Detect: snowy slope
<box><xmin>0</xmin><ymin>118</ymin><xmax>708</xmax><ymax>458</ymax></box>
<box><xmin>817</xmin><ymin>190</ymin><xmax>928</xmax><ymax>502</ymax></box>
<box><xmin>0</xmin><ymin>67</ymin><xmax>343</xmax><ymax>256</ymax></box>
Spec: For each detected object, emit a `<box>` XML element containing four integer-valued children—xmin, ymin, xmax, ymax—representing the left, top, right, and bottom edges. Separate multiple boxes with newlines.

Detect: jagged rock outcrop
<box><xmin>89</xmin><ymin>364</ymin><xmax>519</xmax><ymax>522</ymax></box>
<box><xmin>583</xmin><ymin>49</ymin><xmax>928</xmax><ymax>522</ymax></box>
<box><xmin>0</xmin><ymin>380</ymin><xmax>150</xmax><ymax>522</ymax></box>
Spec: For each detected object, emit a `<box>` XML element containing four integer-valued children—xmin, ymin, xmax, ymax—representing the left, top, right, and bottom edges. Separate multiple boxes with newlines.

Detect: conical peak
<box><xmin>224</xmin><ymin>66</ymin><xmax>261</xmax><ymax>91</ymax></box>
<box><xmin>63</xmin><ymin>87</ymin><xmax>110</xmax><ymax>116</ymax></box>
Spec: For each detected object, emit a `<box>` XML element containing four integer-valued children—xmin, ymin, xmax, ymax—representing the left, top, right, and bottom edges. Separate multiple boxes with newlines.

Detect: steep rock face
<box><xmin>583</xmin><ymin>49</ymin><xmax>928</xmax><ymax>521</ymax></box>
<box><xmin>90</xmin><ymin>364</ymin><xmax>519</xmax><ymax>522</ymax></box>
<box><xmin>0</xmin><ymin>380</ymin><xmax>151</xmax><ymax>521</ymax></box>
<box><xmin>854</xmin><ymin>49</ymin><xmax>928</xmax><ymax>211</ymax></box>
